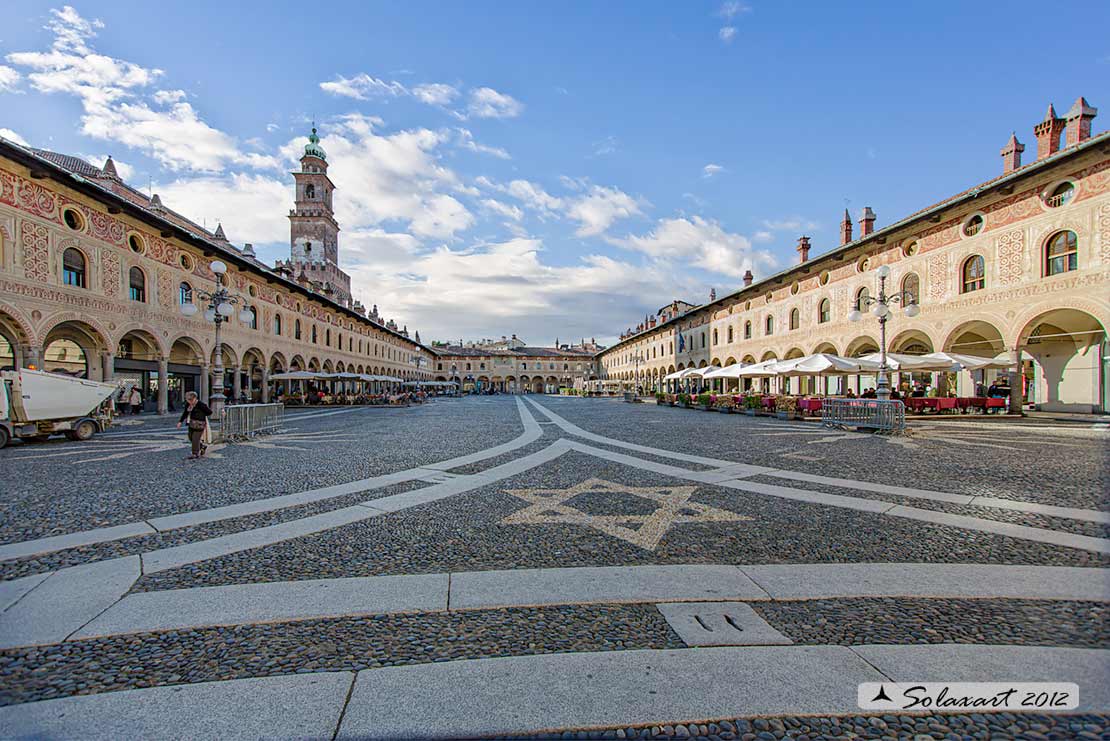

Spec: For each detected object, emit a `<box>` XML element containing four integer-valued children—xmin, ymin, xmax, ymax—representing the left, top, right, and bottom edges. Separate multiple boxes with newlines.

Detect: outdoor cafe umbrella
<box><xmin>702</xmin><ymin>362</ymin><xmax>750</xmax><ymax>379</ymax></box>
<box><xmin>735</xmin><ymin>359</ymin><xmax>784</xmax><ymax>377</ymax></box>
<box><xmin>269</xmin><ymin>370</ymin><xmax>325</xmax><ymax>381</ymax></box>
<box><xmin>771</xmin><ymin>353</ymin><xmax>884</xmax><ymax>376</ymax></box>
<box><xmin>858</xmin><ymin>352</ymin><xmax>959</xmax><ymax>372</ymax></box>
<box><xmin>921</xmin><ymin>351</ymin><xmax>1017</xmax><ymax>371</ymax></box>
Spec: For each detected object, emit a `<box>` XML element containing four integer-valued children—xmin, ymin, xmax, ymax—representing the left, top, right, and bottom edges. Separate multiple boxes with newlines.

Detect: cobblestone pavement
<box><xmin>1</xmin><ymin>395</ymin><xmax>1107</xmax><ymax>738</ymax></box>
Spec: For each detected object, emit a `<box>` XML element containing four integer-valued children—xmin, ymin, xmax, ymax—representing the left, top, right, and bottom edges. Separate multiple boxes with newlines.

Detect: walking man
<box><xmin>176</xmin><ymin>391</ymin><xmax>213</xmax><ymax>460</ymax></box>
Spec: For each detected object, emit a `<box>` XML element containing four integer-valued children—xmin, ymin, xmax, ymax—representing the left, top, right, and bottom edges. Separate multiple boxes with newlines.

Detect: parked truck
<box><xmin>0</xmin><ymin>368</ymin><xmax>117</xmax><ymax>448</ymax></box>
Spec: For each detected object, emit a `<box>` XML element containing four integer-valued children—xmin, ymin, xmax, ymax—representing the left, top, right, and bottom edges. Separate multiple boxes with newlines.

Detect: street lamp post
<box><xmin>847</xmin><ymin>264</ymin><xmax>920</xmax><ymax>401</ymax></box>
<box><xmin>179</xmin><ymin>260</ymin><xmax>254</xmax><ymax>416</ymax></box>
<box><xmin>631</xmin><ymin>351</ymin><xmax>645</xmax><ymax>396</ymax></box>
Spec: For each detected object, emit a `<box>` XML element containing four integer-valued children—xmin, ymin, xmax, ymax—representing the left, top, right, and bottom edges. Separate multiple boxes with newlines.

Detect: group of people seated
<box><xmin>276</xmin><ymin>389</ymin><xmax>425</xmax><ymax>406</ymax></box>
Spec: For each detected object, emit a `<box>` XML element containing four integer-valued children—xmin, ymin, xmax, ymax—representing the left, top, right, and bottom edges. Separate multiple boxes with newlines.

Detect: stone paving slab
<box><xmin>449</xmin><ymin>564</ymin><xmax>769</xmax><ymax>610</ymax></box>
<box><xmin>740</xmin><ymin>563</ymin><xmax>1110</xmax><ymax>601</ymax></box>
<box><xmin>655</xmin><ymin>602</ymin><xmax>793</xmax><ymax>646</ymax></box>
<box><xmin>0</xmin><ymin>521</ymin><xmax>156</xmax><ymax>562</ymax></box>
<box><xmin>73</xmin><ymin>573</ymin><xmax>450</xmax><ymax>639</ymax></box>
<box><xmin>0</xmin><ymin>571</ymin><xmax>52</xmax><ymax>612</ymax></box>
<box><xmin>0</xmin><ymin>556</ymin><xmax>139</xmax><ymax>649</ymax></box>
<box><xmin>0</xmin><ymin>670</ymin><xmax>353</xmax><ymax>740</ymax></box>
<box><xmin>338</xmin><ymin>645</ymin><xmax>883</xmax><ymax>738</ymax></box>
<box><xmin>854</xmin><ymin>644</ymin><xmax>1110</xmax><ymax>711</ymax></box>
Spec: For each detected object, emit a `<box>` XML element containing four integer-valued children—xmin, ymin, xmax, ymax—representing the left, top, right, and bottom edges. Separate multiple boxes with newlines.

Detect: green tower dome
<box><xmin>303</xmin><ymin>127</ymin><xmax>327</xmax><ymax>160</ymax></box>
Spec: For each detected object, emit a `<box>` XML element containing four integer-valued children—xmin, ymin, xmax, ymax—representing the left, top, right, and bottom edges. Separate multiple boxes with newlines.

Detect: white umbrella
<box><xmin>702</xmin><ymin>362</ymin><xmax>749</xmax><ymax>379</ymax></box>
<box><xmin>922</xmin><ymin>351</ymin><xmax>1017</xmax><ymax>371</ymax></box>
<box><xmin>772</xmin><ymin>353</ymin><xmax>884</xmax><ymax>377</ymax></box>
<box><xmin>736</xmin><ymin>359</ymin><xmax>784</xmax><ymax>377</ymax></box>
<box><xmin>858</xmin><ymin>352</ymin><xmax>959</xmax><ymax>372</ymax></box>
<box><xmin>269</xmin><ymin>370</ymin><xmax>324</xmax><ymax>381</ymax></box>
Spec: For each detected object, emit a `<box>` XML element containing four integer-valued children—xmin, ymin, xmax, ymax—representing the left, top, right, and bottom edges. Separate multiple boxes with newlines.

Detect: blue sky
<box><xmin>2</xmin><ymin>2</ymin><xmax>1106</xmax><ymax>345</ymax></box>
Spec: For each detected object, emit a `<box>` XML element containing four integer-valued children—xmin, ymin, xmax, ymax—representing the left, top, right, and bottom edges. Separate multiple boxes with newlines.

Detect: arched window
<box><xmin>294</xmin><ymin>319</ymin><xmax>302</xmax><ymax>340</ymax></box>
<box><xmin>179</xmin><ymin>281</ymin><xmax>193</xmax><ymax>305</ymax></box>
<box><xmin>727</xmin><ymin>325</ymin><xmax>734</xmax><ymax>343</ymax></box>
<box><xmin>961</xmin><ymin>255</ymin><xmax>985</xmax><ymax>292</ymax></box>
<box><xmin>765</xmin><ymin>315</ymin><xmax>774</xmax><ymax>335</ymax></box>
<box><xmin>246</xmin><ymin>306</ymin><xmax>257</xmax><ymax>330</ymax></box>
<box><xmin>818</xmin><ymin>298</ymin><xmax>830</xmax><ymax>324</ymax></box>
<box><xmin>789</xmin><ymin>308</ymin><xmax>800</xmax><ymax>331</ymax></box>
<box><xmin>305</xmin><ymin>183</ymin><xmax>315</xmax><ymax>199</ymax></box>
<box><xmin>273</xmin><ymin>313</ymin><xmax>282</xmax><ymax>336</ymax></box>
<box><xmin>855</xmin><ymin>287</ymin><xmax>870</xmax><ymax>311</ymax></box>
<box><xmin>326</xmin><ymin>328</ymin><xmax>331</xmax><ymax>346</ymax></box>
<box><xmin>312</xmin><ymin>325</ymin><xmax>318</xmax><ymax>343</ymax></box>
<box><xmin>743</xmin><ymin>321</ymin><xmax>751</xmax><ymax>340</ymax></box>
<box><xmin>902</xmin><ymin>273</ymin><xmax>920</xmax><ymax>304</ymax></box>
<box><xmin>712</xmin><ymin>329</ymin><xmax>718</xmax><ymax>345</ymax></box>
<box><xmin>1044</xmin><ymin>230</ymin><xmax>1078</xmax><ymax>276</ymax></box>
<box><xmin>701</xmin><ymin>332</ymin><xmax>706</xmax><ymax>348</ymax></box>
<box><xmin>62</xmin><ymin>248</ymin><xmax>86</xmax><ymax>288</ymax></box>
<box><xmin>128</xmin><ymin>266</ymin><xmax>146</xmax><ymax>302</ymax></box>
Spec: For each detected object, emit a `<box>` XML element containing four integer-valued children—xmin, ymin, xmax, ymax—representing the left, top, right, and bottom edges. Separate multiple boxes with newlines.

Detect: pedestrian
<box><xmin>168</xmin><ymin>388</ymin><xmax>177</xmax><ymax>412</ymax></box>
<box><xmin>117</xmin><ymin>386</ymin><xmax>131</xmax><ymax>415</ymax></box>
<box><xmin>129</xmin><ymin>386</ymin><xmax>142</xmax><ymax>414</ymax></box>
<box><xmin>176</xmin><ymin>391</ymin><xmax>213</xmax><ymax>460</ymax></box>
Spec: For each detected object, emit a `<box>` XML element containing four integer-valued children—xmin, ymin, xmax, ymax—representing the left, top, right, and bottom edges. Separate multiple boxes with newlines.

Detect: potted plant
<box><xmin>677</xmin><ymin>392</ymin><xmax>690</xmax><ymax>408</ymax></box>
<box><xmin>741</xmin><ymin>394</ymin><xmax>759</xmax><ymax>415</ymax></box>
<box><xmin>714</xmin><ymin>395</ymin><xmax>737</xmax><ymax>414</ymax></box>
<box><xmin>697</xmin><ymin>392</ymin><xmax>713</xmax><ymax>411</ymax></box>
<box><xmin>775</xmin><ymin>395</ymin><xmax>798</xmax><ymax>420</ymax></box>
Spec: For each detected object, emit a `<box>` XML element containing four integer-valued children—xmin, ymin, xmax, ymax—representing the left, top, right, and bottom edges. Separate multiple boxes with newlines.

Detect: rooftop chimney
<box><xmin>840</xmin><ymin>209</ymin><xmax>853</xmax><ymax>245</ymax></box>
<box><xmin>1065</xmin><ymin>97</ymin><xmax>1098</xmax><ymax>147</ymax></box>
<box><xmin>796</xmin><ymin>236</ymin><xmax>811</xmax><ymax>264</ymax></box>
<box><xmin>742</xmin><ymin>269</ymin><xmax>754</xmax><ymax>287</ymax></box>
<box><xmin>709</xmin><ymin>287</ymin><xmax>717</xmax><ymax>302</ymax></box>
<box><xmin>1000</xmin><ymin>132</ymin><xmax>1025</xmax><ymax>174</ymax></box>
<box><xmin>859</xmin><ymin>207</ymin><xmax>876</xmax><ymax>237</ymax></box>
<box><xmin>101</xmin><ymin>156</ymin><xmax>120</xmax><ymax>181</ymax></box>
<box><xmin>242</xmin><ymin>243</ymin><xmax>255</xmax><ymax>257</ymax></box>
<box><xmin>1034</xmin><ymin>103</ymin><xmax>1066</xmax><ymax>160</ymax></box>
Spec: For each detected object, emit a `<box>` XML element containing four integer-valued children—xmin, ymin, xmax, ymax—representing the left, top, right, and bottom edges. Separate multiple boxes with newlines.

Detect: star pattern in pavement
<box><xmin>500</xmin><ymin>477</ymin><xmax>751</xmax><ymax>550</ymax></box>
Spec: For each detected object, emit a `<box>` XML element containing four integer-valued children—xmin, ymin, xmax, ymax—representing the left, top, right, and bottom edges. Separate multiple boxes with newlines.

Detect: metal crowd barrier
<box><xmin>218</xmin><ymin>403</ymin><xmax>284</xmax><ymax>441</ymax></box>
<box><xmin>821</xmin><ymin>398</ymin><xmax>906</xmax><ymax>435</ymax></box>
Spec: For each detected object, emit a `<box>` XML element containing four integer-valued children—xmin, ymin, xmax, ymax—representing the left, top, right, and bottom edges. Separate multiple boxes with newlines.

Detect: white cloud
<box><xmin>265</xmin><ymin>122</ymin><xmax>279</xmax><ymax>132</ymax></box>
<box><xmin>456</xmin><ymin>128</ymin><xmax>511</xmax><ymax>159</ymax></box>
<box><xmin>752</xmin><ymin>230</ymin><xmax>773</xmax><ymax>243</ymax></box>
<box><xmin>481</xmin><ymin>199</ymin><xmax>524</xmax><ymax>222</ymax></box>
<box><xmin>0</xmin><ymin>65</ymin><xmax>20</xmax><ymax>92</ymax></box>
<box><xmin>592</xmin><ymin>135</ymin><xmax>618</xmax><ymax>156</ymax></box>
<box><xmin>761</xmin><ymin>216</ymin><xmax>819</xmax><ymax>231</ymax></box>
<box><xmin>467</xmin><ymin>87</ymin><xmax>524</xmax><ymax>119</ymax></box>
<box><xmin>702</xmin><ymin>163</ymin><xmax>725</xmax><ymax>178</ymax></box>
<box><xmin>566</xmin><ymin>185</ymin><xmax>646</xmax><ymax>237</ymax></box>
<box><xmin>613</xmin><ymin>215</ymin><xmax>774</xmax><ymax>278</ymax></box>
<box><xmin>719</xmin><ymin>1</ymin><xmax>752</xmax><ymax>19</ymax></box>
<box><xmin>319</xmin><ymin>73</ymin><xmax>407</xmax><ymax>100</ymax></box>
<box><xmin>503</xmin><ymin>179</ymin><xmax>564</xmax><ymax>213</ymax></box>
<box><xmin>5</xmin><ymin>6</ymin><xmax>277</xmax><ymax>173</ymax></box>
<box><xmin>155</xmin><ymin>172</ymin><xmax>291</xmax><ymax>244</ymax></box>
<box><xmin>413</xmin><ymin>83</ymin><xmax>459</xmax><ymax>106</ymax></box>
<box><xmin>719</xmin><ymin>27</ymin><xmax>737</xmax><ymax>43</ymax></box>
<box><xmin>0</xmin><ymin>127</ymin><xmax>29</xmax><ymax>146</ymax></box>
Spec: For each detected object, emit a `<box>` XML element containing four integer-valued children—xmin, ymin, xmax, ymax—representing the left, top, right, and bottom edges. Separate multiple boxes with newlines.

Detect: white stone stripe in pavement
<box><xmin>0</xmin><ymin>398</ymin><xmax>541</xmax><ymax>562</ymax></box>
<box><xmin>529</xmin><ymin>398</ymin><xmax>1110</xmax><ymax>525</ymax></box>
<box><xmin>4</xmin><ymin>645</ymin><xmax>1104</xmax><ymax>739</ymax></box>
<box><xmin>340</xmin><ymin>644</ymin><xmax>1110</xmax><ymax>736</ymax></box>
<box><xmin>0</xmin><ymin>671</ymin><xmax>353</xmax><ymax>741</ymax></box>
<box><xmin>69</xmin><ymin>563</ymin><xmax>1109</xmax><ymax>641</ymax></box>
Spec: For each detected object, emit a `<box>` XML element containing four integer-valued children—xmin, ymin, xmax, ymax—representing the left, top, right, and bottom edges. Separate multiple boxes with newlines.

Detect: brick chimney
<box><xmin>796</xmin><ymin>236</ymin><xmax>811</xmax><ymax>264</ymax></box>
<box><xmin>859</xmin><ymin>207</ymin><xmax>876</xmax><ymax>237</ymax></box>
<box><xmin>742</xmin><ymin>269</ymin><xmax>753</xmax><ymax>287</ymax></box>
<box><xmin>999</xmin><ymin>132</ymin><xmax>1025</xmax><ymax>174</ymax></box>
<box><xmin>839</xmin><ymin>209</ymin><xmax>853</xmax><ymax>245</ymax></box>
<box><xmin>1065</xmin><ymin>97</ymin><xmax>1098</xmax><ymax>147</ymax></box>
<box><xmin>1033</xmin><ymin>103</ymin><xmax>1066</xmax><ymax>160</ymax></box>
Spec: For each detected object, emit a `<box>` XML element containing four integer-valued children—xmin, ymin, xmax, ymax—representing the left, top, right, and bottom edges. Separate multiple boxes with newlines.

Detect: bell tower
<box><xmin>285</xmin><ymin>126</ymin><xmax>352</xmax><ymax>307</ymax></box>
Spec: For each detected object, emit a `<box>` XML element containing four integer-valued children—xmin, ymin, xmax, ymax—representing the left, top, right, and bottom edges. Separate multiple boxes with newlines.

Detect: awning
<box><xmin>702</xmin><ymin>363</ymin><xmax>749</xmax><ymax>379</ymax></box>
<box><xmin>922</xmin><ymin>352</ymin><xmax>1017</xmax><ymax>371</ymax></box>
<box><xmin>858</xmin><ymin>352</ymin><xmax>959</xmax><ymax>372</ymax></box>
<box><xmin>771</xmin><ymin>353</ymin><xmax>884</xmax><ymax>377</ymax></box>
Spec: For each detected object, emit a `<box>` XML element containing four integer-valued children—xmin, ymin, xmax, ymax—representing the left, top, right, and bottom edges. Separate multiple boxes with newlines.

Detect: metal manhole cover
<box><xmin>655</xmin><ymin>601</ymin><xmax>793</xmax><ymax>647</ymax></box>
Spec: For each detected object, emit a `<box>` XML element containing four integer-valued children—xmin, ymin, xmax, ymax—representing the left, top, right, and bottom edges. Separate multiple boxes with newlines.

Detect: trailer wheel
<box><xmin>0</xmin><ymin>427</ymin><xmax>8</xmax><ymax>449</ymax></box>
<box><xmin>66</xmin><ymin>419</ymin><xmax>98</xmax><ymax>442</ymax></box>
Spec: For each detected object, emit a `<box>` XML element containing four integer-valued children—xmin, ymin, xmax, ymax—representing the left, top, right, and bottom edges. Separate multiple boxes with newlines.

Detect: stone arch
<box><xmin>269</xmin><ymin>350</ymin><xmax>288</xmax><ymax>373</ymax></box>
<box><xmin>116</xmin><ymin>327</ymin><xmax>164</xmax><ymax>364</ymax></box>
<box><xmin>784</xmin><ymin>346</ymin><xmax>806</xmax><ymax>360</ymax></box>
<box><xmin>114</xmin><ymin>324</ymin><xmax>167</xmax><ymax>359</ymax></box>
<box><xmin>41</xmin><ymin>315</ymin><xmax>111</xmax><ymax>379</ymax></box>
<box><xmin>336</xmin><ymin>361</ymin><xmax>346</xmax><ymax>373</ymax></box>
<box><xmin>942</xmin><ymin>320</ymin><xmax>1005</xmax><ymax>356</ymax></box>
<box><xmin>724</xmin><ymin>356</ymin><xmax>737</xmax><ymax>366</ymax></box>
<box><xmin>844</xmin><ymin>335</ymin><xmax>880</xmax><ymax>358</ymax></box>
<box><xmin>210</xmin><ymin>343</ymin><xmax>239</xmax><ymax>368</ymax></box>
<box><xmin>169</xmin><ymin>335</ymin><xmax>204</xmax><ymax>365</ymax></box>
<box><xmin>1015</xmin><ymin>307</ymin><xmax>1106</xmax><ymax>412</ymax></box>
<box><xmin>810</xmin><ymin>341</ymin><xmax>839</xmax><ymax>355</ymax></box>
<box><xmin>322</xmin><ymin>359</ymin><xmax>335</xmax><ymax>373</ymax></box>
<box><xmin>759</xmin><ymin>350</ymin><xmax>778</xmax><ymax>362</ymax></box>
<box><xmin>0</xmin><ymin>302</ymin><xmax>36</xmax><ymax>369</ymax></box>
<box><xmin>889</xmin><ymin>328</ymin><xmax>934</xmax><ymax>355</ymax></box>
<box><xmin>307</xmin><ymin>357</ymin><xmax>321</xmax><ymax>372</ymax></box>
<box><xmin>290</xmin><ymin>354</ymin><xmax>306</xmax><ymax>371</ymax></box>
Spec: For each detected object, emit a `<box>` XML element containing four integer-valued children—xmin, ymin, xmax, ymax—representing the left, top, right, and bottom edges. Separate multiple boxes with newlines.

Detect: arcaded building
<box><xmin>597</xmin><ymin>98</ymin><xmax>1109</xmax><ymax>413</ymax></box>
<box><xmin>0</xmin><ymin>129</ymin><xmax>434</xmax><ymax>412</ymax></box>
<box><xmin>430</xmin><ymin>337</ymin><xmax>600</xmax><ymax>394</ymax></box>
